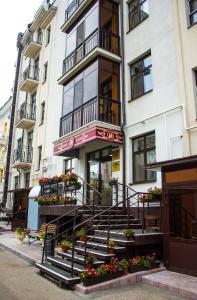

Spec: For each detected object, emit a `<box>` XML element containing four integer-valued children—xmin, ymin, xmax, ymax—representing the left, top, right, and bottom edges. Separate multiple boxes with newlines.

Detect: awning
<box><xmin>146</xmin><ymin>155</ymin><xmax>197</xmax><ymax>171</ymax></box>
<box><xmin>54</xmin><ymin>125</ymin><xmax>123</xmax><ymax>157</ymax></box>
<box><xmin>28</xmin><ymin>186</ymin><xmax>40</xmax><ymax>199</ymax></box>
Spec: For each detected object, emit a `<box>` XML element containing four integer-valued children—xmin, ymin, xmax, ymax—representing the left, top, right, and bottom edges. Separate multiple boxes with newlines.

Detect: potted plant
<box><xmin>39</xmin><ymin>177</ymin><xmax>49</xmax><ymax>186</ymax></box>
<box><xmin>34</xmin><ymin>196</ymin><xmax>47</xmax><ymax>206</ymax></box>
<box><xmin>106</xmin><ymin>239</ymin><xmax>115</xmax><ymax>254</ymax></box>
<box><xmin>108</xmin><ymin>177</ymin><xmax>118</xmax><ymax>186</ymax></box>
<box><xmin>15</xmin><ymin>227</ymin><xmax>26</xmax><ymax>242</ymax></box>
<box><xmin>119</xmin><ymin>258</ymin><xmax>129</xmax><ymax>275</ymax></box>
<box><xmin>140</xmin><ymin>187</ymin><xmax>162</xmax><ymax>203</ymax></box>
<box><xmin>123</xmin><ymin>228</ymin><xmax>135</xmax><ymax>240</ymax></box>
<box><xmin>60</xmin><ymin>240</ymin><xmax>72</xmax><ymax>252</ymax></box>
<box><xmin>78</xmin><ymin>228</ymin><xmax>87</xmax><ymax>241</ymax></box>
<box><xmin>85</xmin><ymin>255</ymin><xmax>95</xmax><ymax>268</ymax></box>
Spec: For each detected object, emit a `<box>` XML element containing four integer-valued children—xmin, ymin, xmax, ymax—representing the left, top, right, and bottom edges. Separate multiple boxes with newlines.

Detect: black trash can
<box><xmin>44</xmin><ymin>234</ymin><xmax>55</xmax><ymax>257</ymax></box>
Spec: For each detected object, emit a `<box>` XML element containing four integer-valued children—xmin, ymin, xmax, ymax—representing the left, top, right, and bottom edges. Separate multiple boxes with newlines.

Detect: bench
<box><xmin>28</xmin><ymin>223</ymin><xmax>57</xmax><ymax>245</ymax></box>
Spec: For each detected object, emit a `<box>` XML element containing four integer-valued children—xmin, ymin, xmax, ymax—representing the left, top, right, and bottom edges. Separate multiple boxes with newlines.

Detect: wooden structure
<box><xmin>147</xmin><ymin>155</ymin><xmax>197</xmax><ymax>276</ymax></box>
<box><xmin>8</xmin><ymin>188</ymin><xmax>31</xmax><ymax>231</ymax></box>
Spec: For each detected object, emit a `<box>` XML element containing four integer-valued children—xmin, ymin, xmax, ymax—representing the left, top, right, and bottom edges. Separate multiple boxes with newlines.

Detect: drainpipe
<box><xmin>120</xmin><ymin>0</ymin><xmax>126</xmax><ymax>200</ymax></box>
<box><xmin>1</xmin><ymin>33</ymin><xmax>23</xmax><ymax>209</ymax></box>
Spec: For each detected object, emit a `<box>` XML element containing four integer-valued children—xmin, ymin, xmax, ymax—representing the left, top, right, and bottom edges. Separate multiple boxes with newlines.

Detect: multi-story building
<box><xmin>7</xmin><ymin>0</ymin><xmax>197</xmax><ymax>278</ymax></box>
<box><xmin>0</xmin><ymin>97</ymin><xmax>12</xmax><ymax>204</ymax></box>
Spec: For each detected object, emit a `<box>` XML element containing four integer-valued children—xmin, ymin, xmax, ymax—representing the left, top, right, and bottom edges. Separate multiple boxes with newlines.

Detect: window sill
<box><xmin>126</xmin><ymin>16</ymin><xmax>149</xmax><ymax>35</ymax></box>
<box><xmin>128</xmin><ymin>89</ymin><xmax>153</xmax><ymax>103</ymax></box>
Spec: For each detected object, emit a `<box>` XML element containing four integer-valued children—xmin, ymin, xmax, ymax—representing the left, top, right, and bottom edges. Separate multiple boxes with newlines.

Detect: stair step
<box><xmin>47</xmin><ymin>256</ymin><xmax>86</xmax><ymax>275</ymax></box>
<box><xmin>56</xmin><ymin>250</ymin><xmax>105</xmax><ymax>265</ymax></box>
<box><xmin>74</xmin><ymin>246</ymin><xmax>114</xmax><ymax>260</ymax></box>
<box><xmin>77</xmin><ymin>240</ymin><xmax>126</xmax><ymax>252</ymax></box>
<box><xmin>91</xmin><ymin>218</ymin><xmax>139</xmax><ymax>223</ymax></box>
<box><xmin>92</xmin><ymin>223</ymin><xmax>142</xmax><ymax>229</ymax></box>
<box><xmin>35</xmin><ymin>262</ymin><xmax>80</xmax><ymax>285</ymax></box>
<box><xmin>87</xmin><ymin>235</ymin><xmax>136</xmax><ymax>246</ymax></box>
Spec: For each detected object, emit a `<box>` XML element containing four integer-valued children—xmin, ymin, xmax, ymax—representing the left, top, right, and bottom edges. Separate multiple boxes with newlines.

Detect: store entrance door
<box><xmin>87</xmin><ymin>147</ymin><xmax>112</xmax><ymax>206</ymax></box>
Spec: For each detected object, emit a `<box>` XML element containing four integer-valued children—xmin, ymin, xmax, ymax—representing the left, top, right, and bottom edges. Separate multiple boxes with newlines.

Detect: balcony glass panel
<box><xmin>60</xmin><ymin>58</ymin><xmax>120</xmax><ymax>136</ymax></box>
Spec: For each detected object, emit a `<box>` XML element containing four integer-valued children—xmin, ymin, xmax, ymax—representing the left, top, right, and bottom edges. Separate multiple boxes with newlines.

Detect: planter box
<box><xmin>64</xmin><ymin>199</ymin><xmax>77</xmax><ymax>205</ymax></box>
<box><xmin>82</xmin><ymin>270</ymin><xmax>123</xmax><ymax>287</ymax></box>
<box><xmin>129</xmin><ymin>261</ymin><xmax>160</xmax><ymax>273</ymax></box>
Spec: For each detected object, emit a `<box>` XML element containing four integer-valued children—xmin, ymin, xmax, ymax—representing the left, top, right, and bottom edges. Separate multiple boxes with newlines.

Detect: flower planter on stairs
<box><xmin>82</xmin><ymin>270</ymin><xmax>123</xmax><ymax>287</ymax></box>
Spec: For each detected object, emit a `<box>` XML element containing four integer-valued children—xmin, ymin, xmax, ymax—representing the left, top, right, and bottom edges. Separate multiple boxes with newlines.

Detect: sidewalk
<box><xmin>142</xmin><ymin>270</ymin><xmax>197</xmax><ymax>300</ymax></box>
<box><xmin>0</xmin><ymin>229</ymin><xmax>42</xmax><ymax>264</ymax></box>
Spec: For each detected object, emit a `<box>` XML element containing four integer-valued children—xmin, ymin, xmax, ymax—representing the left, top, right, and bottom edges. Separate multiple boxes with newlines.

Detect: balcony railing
<box><xmin>21</xmin><ymin>65</ymin><xmax>39</xmax><ymax>82</ymax></box>
<box><xmin>13</xmin><ymin>146</ymin><xmax>33</xmax><ymax>164</ymax></box>
<box><xmin>65</xmin><ymin>0</ymin><xmax>84</xmax><ymax>22</ymax></box>
<box><xmin>60</xmin><ymin>96</ymin><xmax>121</xmax><ymax>137</ymax></box>
<box><xmin>63</xmin><ymin>28</ymin><xmax>120</xmax><ymax>75</ymax></box>
<box><xmin>16</xmin><ymin>103</ymin><xmax>36</xmax><ymax>124</ymax></box>
<box><xmin>26</xmin><ymin>33</ymin><xmax>42</xmax><ymax>47</ymax></box>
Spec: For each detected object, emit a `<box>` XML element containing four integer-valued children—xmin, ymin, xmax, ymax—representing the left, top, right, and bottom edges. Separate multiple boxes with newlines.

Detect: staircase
<box><xmin>35</xmin><ymin>181</ymin><xmax>162</xmax><ymax>287</ymax></box>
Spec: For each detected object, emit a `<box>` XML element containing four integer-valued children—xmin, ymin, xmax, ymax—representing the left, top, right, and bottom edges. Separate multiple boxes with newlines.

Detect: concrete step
<box><xmin>56</xmin><ymin>250</ymin><xmax>105</xmax><ymax>266</ymax></box>
<box><xmin>35</xmin><ymin>262</ymin><xmax>80</xmax><ymax>285</ymax></box>
<box><xmin>87</xmin><ymin>235</ymin><xmax>136</xmax><ymax>246</ymax></box>
<box><xmin>91</xmin><ymin>218</ymin><xmax>139</xmax><ymax>224</ymax></box>
<box><xmin>92</xmin><ymin>223</ymin><xmax>142</xmax><ymax>230</ymax></box>
<box><xmin>47</xmin><ymin>256</ymin><xmax>86</xmax><ymax>275</ymax></box>
<box><xmin>74</xmin><ymin>246</ymin><xmax>114</xmax><ymax>260</ymax></box>
<box><xmin>77</xmin><ymin>240</ymin><xmax>126</xmax><ymax>253</ymax></box>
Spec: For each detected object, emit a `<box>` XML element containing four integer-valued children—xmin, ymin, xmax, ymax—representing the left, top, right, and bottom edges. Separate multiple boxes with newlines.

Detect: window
<box><xmin>14</xmin><ymin>176</ymin><xmax>19</xmax><ymax>189</ymax></box>
<box><xmin>130</xmin><ymin>53</ymin><xmax>153</xmax><ymax>100</ymax></box>
<box><xmin>24</xmin><ymin>172</ymin><xmax>30</xmax><ymax>188</ymax></box>
<box><xmin>43</xmin><ymin>62</ymin><xmax>48</xmax><ymax>83</ymax></box>
<box><xmin>132</xmin><ymin>132</ymin><xmax>156</xmax><ymax>183</ymax></box>
<box><xmin>188</xmin><ymin>0</ymin><xmax>197</xmax><ymax>25</ymax></box>
<box><xmin>46</xmin><ymin>26</ymin><xmax>51</xmax><ymax>45</ymax></box>
<box><xmin>65</xmin><ymin>159</ymin><xmax>74</xmax><ymax>174</ymax></box>
<box><xmin>30</xmin><ymin>93</ymin><xmax>36</xmax><ymax>119</ymax></box>
<box><xmin>37</xmin><ymin>146</ymin><xmax>42</xmax><ymax>171</ymax></box>
<box><xmin>128</xmin><ymin>0</ymin><xmax>149</xmax><ymax>31</ymax></box>
<box><xmin>40</xmin><ymin>102</ymin><xmax>45</xmax><ymax>124</ymax></box>
<box><xmin>194</xmin><ymin>69</ymin><xmax>197</xmax><ymax>117</ymax></box>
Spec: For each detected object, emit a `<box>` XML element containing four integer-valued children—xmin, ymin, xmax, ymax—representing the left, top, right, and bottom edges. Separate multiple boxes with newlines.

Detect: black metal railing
<box><xmin>21</xmin><ymin>65</ymin><xmax>39</xmax><ymax>85</ymax></box>
<box><xmin>13</xmin><ymin>146</ymin><xmax>33</xmax><ymax>164</ymax></box>
<box><xmin>41</xmin><ymin>180</ymin><xmax>162</xmax><ymax>277</ymax></box>
<box><xmin>60</xmin><ymin>96</ymin><xmax>120</xmax><ymax>136</ymax></box>
<box><xmin>16</xmin><ymin>103</ymin><xmax>36</xmax><ymax>124</ymax></box>
<box><xmin>65</xmin><ymin>0</ymin><xmax>84</xmax><ymax>22</ymax></box>
<box><xmin>63</xmin><ymin>28</ymin><xmax>120</xmax><ymax>74</ymax></box>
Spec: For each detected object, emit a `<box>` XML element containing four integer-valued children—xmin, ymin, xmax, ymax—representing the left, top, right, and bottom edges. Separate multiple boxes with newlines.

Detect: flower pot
<box><xmin>127</xmin><ymin>236</ymin><xmax>134</xmax><ymax>241</ymax></box>
<box><xmin>123</xmin><ymin>269</ymin><xmax>128</xmax><ymax>276</ymax></box>
<box><xmin>80</xmin><ymin>236</ymin><xmax>87</xmax><ymax>241</ymax></box>
<box><xmin>61</xmin><ymin>246</ymin><xmax>69</xmax><ymax>252</ymax></box>
<box><xmin>17</xmin><ymin>233</ymin><xmax>26</xmax><ymax>242</ymax></box>
<box><xmin>108</xmin><ymin>248</ymin><xmax>114</xmax><ymax>254</ymax></box>
<box><xmin>150</xmin><ymin>261</ymin><xmax>160</xmax><ymax>269</ymax></box>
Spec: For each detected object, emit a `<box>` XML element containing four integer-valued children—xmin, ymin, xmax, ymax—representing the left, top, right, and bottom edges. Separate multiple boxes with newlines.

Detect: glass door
<box><xmin>87</xmin><ymin>147</ymin><xmax>112</xmax><ymax>205</ymax></box>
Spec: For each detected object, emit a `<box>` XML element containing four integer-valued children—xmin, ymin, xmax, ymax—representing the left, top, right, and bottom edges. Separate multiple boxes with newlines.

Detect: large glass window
<box><xmin>128</xmin><ymin>0</ymin><xmax>149</xmax><ymax>31</ymax></box>
<box><xmin>194</xmin><ymin>69</ymin><xmax>197</xmax><ymax>118</ymax></box>
<box><xmin>66</xmin><ymin>3</ymin><xmax>98</xmax><ymax>57</ymax></box>
<box><xmin>62</xmin><ymin>61</ymin><xmax>98</xmax><ymax>116</ymax></box>
<box><xmin>188</xmin><ymin>0</ymin><xmax>197</xmax><ymax>25</ymax></box>
<box><xmin>133</xmin><ymin>132</ymin><xmax>156</xmax><ymax>183</ymax></box>
<box><xmin>130</xmin><ymin>53</ymin><xmax>153</xmax><ymax>100</ymax></box>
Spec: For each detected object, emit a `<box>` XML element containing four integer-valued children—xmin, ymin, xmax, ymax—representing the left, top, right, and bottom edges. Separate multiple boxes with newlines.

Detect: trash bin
<box><xmin>44</xmin><ymin>233</ymin><xmax>55</xmax><ymax>257</ymax></box>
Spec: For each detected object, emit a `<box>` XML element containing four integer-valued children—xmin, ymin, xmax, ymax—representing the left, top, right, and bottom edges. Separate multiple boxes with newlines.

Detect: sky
<box><xmin>0</xmin><ymin>0</ymin><xmax>43</xmax><ymax>107</ymax></box>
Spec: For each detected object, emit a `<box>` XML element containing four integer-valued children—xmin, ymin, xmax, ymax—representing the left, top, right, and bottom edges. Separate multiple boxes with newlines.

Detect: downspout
<box><xmin>120</xmin><ymin>0</ymin><xmax>126</xmax><ymax>199</ymax></box>
<box><xmin>1</xmin><ymin>33</ymin><xmax>23</xmax><ymax>208</ymax></box>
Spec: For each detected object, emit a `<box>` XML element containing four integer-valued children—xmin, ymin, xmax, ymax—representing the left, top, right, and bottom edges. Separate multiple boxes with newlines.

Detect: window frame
<box><xmin>43</xmin><ymin>62</ymin><xmax>48</xmax><ymax>83</ymax></box>
<box><xmin>187</xmin><ymin>0</ymin><xmax>197</xmax><ymax>26</ymax></box>
<box><xmin>132</xmin><ymin>131</ymin><xmax>156</xmax><ymax>184</ymax></box>
<box><xmin>46</xmin><ymin>26</ymin><xmax>51</xmax><ymax>46</ymax></box>
<box><xmin>37</xmin><ymin>145</ymin><xmax>42</xmax><ymax>171</ymax></box>
<box><xmin>64</xmin><ymin>158</ymin><xmax>74</xmax><ymax>174</ymax></box>
<box><xmin>24</xmin><ymin>172</ymin><xmax>30</xmax><ymax>188</ymax></box>
<box><xmin>40</xmin><ymin>101</ymin><xmax>45</xmax><ymax>125</ymax></box>
<box><xmin>14</xmin><ymin>175</ymin><xmax>19</xmax><ymax>189</ymax></box>
<box><xmin>130</xmin><ymin>52</ymin><xmax>153</xmax><ymax>101</ymax></box>
<box><xmin>128</xmin><ymin>0</ymin><xmax>149</xmax><ymax>32</ymax></box>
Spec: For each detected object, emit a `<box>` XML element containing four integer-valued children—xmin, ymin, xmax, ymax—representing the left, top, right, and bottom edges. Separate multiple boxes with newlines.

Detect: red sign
<box><xmin>53</xmin><ymin>126</ymin><xmax>123</xmax><ymax>155</ymax></box>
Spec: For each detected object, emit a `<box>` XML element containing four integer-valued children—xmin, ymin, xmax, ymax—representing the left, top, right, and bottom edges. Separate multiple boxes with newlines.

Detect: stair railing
<box><xmin>41</xmin><ymin>174</ymin><xmax>101</xmax><ymax>263</ymax></box>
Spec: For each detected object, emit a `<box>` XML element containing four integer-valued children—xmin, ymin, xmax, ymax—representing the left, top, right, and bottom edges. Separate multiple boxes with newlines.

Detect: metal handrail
<box><xmin>16</xmin><ymin>102</ymin><xmax>36</xmax><ymax>123</ymax></box>
<box><xmin>65</xmin><ymin>0</ymin><xmax>84</xmax><ymax>22</ymax></box>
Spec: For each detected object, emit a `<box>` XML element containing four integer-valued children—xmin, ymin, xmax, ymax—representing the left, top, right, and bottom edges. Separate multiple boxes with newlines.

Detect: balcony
<box><xmin>15</xmin><ymin>103</ymin><xmax>36</xmax><ymax>129</ymax></box>
<box><xmin>58</xmin><ymin>29</ymin><xmax>120</xmax><ymax>85</ymax></box>
<box><xmin>62</xmin><ymin>0</ymin><xmax>93</xmax><ymax>33</ymax></box>
<box><xmin>23</xmin><ymin>34</ymin><xmax>42</xmax><ymax>59</ymax></box>
<box><xmin>60</xmin><ymin>96</ymin><xmax>120</xmax><ymax>137</ymax></box>
<box><xmin>19</xmin><ymin>65</ymin><xmax>39</xmax><ymax>93</ymax></box>
<box><xmin>13</xmin><ymin>146</ymin><xmax>32</xmax><ymax>170</ymax></box>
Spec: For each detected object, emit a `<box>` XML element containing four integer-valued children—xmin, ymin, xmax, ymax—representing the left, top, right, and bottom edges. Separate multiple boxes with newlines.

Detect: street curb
<box><xmin>0</xmin><ymin>242</ymin><xmax>37</xmax><ymax>265</ymax></box>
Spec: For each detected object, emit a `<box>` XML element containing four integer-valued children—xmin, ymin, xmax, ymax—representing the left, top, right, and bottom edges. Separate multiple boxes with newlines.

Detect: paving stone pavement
<box><xmin>0</xmin><ymin>248</ymin><xmax>189</xmax><ymax>300</ymax></box>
